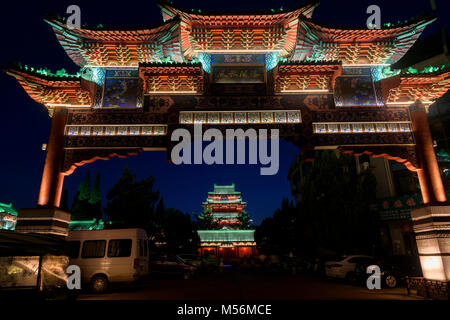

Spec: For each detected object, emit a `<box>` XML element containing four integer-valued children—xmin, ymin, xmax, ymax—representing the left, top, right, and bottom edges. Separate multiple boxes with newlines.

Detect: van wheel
<box><xmin>90</xmin><ymin>275</ymin><xmax>109</xmax><ymax>294</ymax></box>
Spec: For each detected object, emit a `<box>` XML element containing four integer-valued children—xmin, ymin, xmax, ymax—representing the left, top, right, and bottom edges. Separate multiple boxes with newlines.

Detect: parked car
<box><xmin>310</xmin><ymin>254</ymin><xmax>345</xmax><ymax>277</ymax></box>
<box><xmin>353</xmin><ymin>255</ymin><xmax>423</xmax><ymax>288</ymax></box>
<box><xmin>68</xmin><ymin>228</ymin><xmax>149</xmax><ymax>293</ymax></box>
<box><xmin>149</xmin><ymin>254</ymin><xmax>198</xmax><ymax>279</ymax></box>
<box><xmin>325</xmin><ymin>255</ymin><xmax>375</xmax><ymax>282</ymax></box>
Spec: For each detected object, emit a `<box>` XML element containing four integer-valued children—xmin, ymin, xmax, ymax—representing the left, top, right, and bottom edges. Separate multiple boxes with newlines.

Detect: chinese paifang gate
<box><xmin>198</xmin><ymin>184</ymin><xmax>257</xmax><ymax>258</ymax></box>
<box><xmin>3</xmin><ymin>0</ymin><xmax>450</xmax><ymax>287</ymax></box>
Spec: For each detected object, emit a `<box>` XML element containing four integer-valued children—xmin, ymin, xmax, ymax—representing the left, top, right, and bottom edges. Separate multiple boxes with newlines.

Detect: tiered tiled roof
<box><xmin>275</xmin><ymin>61</ymin><xmax>342</xmax><ymax>91</ymax></box>
<box><xmin>291</xmin><ymin>15</ymin><xmax>435</xmax><ymax>64</ymax></box>
<box><xmin>43</xmin><ymin>1</ymin><xmax>435</xmax><ymax>67</ymax></box>
<box><xmin>380</xmin><ymin>66</ymin><xmax>450</xmax><ymax>105</ymax></box>
<box><xmin>45</xmin><ymin>16</ymin><xmax>184</xmax><ymax>66</ymax></box>
<box><xmin>3</xmin><ymin>63</ymin><xmax>92</xmax><ymax>113</ymax></box>
<box><xmin>139</xmin><ymin>62</ymin><xmax>204</xmax><ymax>93</ymax></box>
<box><xmin>157</xmin><ymin>1</ymin><xmax>319</xmax><ymax>59</ymax></box>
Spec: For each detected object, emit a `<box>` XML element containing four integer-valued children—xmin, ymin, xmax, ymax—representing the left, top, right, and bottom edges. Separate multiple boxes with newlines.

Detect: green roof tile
<box><xmin>0</xmin><ymin>203</ymin><xmax>18</xmax><ymax>216</ymax></box>
<box><xmin>197</xmin><ymin>230</ymin><xmax>255</xmax><ymax>242</ymax></box>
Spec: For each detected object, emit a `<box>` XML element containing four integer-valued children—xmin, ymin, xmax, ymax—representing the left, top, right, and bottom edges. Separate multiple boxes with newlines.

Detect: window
<box><xmin>69</xmin><ymin>241</ymin><xmax>81</xmax><ymax>259</ymax></box>
<box><xmin>82</xmin><ymin>240</ymin><xmax>106</xmax><ymax>258</ymax></box>
<box><xmin>107</xmin><ymin>239</ymin><xmax>132</xmax><ymax>257</ymax></box>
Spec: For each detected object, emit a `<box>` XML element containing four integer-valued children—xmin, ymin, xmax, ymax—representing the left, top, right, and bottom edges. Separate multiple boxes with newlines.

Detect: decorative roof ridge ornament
<box><xmin>157</xmin><ymin>0</ymin><xmax>320</xmax><ymax>19</ymax></box>
<box><xmin>44</xmin><ymin>12</ymin><xmax>181</xmax><ymax>33</ymax></box>
<box><xmin>378</xmin><ymin>64</ymin><xmax>450</xmax><ymax>81</ymax></box>
<box><xmin>3</xmin><ymin>62</ymin><xmax>81</xmax><ymax>80</ymax></box>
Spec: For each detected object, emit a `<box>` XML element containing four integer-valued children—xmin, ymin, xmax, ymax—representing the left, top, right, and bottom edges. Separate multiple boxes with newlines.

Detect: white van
<box><xmin>68</xmin><ymin>228</ymin><xmax>149</xmax><ymax>293</ymax></box>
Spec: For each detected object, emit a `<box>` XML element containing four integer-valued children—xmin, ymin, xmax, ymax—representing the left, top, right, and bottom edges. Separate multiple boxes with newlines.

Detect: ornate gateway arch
<box><xmin>4</xmin><ymin>1</ymin><xmax>450</xmax><ymax>284</ymax></box>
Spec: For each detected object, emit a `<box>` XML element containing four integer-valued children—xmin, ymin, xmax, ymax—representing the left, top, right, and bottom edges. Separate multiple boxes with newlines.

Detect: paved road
<box><xmin>78</xmin><ymin>271</ymin><xmax>424</xmax><ymax>300</ymax></box>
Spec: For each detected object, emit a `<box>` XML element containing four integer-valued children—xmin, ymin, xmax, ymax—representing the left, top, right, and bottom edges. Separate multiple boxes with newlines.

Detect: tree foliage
<box><xmin>104</xmin><ymin>164</ymin><xmax>159</xmax><ymax>229</ymax></box>
<box><xmin>71</xmin><ymin>171</ymin><xmax>92</xmax><ymax>220</ymax></box>
<box><xmin>103</xmin><ymin>164</ymin><xmax>198</xmax><ymax>252</ymax></box>
<box><xmin>196</xmin><ymin>209</ymin><xmax>222</xmax><ymax>230</ymax></box>
<box><xmin>299</xmin><ymin>151</ymin><xmax>378</xmax><ymax>254</ymax></box>
<box><xmin>70</xmin><ymin>171</ymin><xmax>103</xmax><ymax>221</ymax></box>
<box><xmin>149</xmin><ymin>198</ymin><xmax>199</xmax><ymax>252</ymax></box>
<box><xmin>255</xmin><ymin>198</ymin><xmax>296</xmax><ymax>254</ymax></box>
<box><xmin>256</xmin><ymin>150</ymin><xmax>379</xmax><ymax>255</ymax></box>
<box><xmin>237</xmin><ymin>210</ymin><xmax>251</xmax><ymax>229</ymax></box>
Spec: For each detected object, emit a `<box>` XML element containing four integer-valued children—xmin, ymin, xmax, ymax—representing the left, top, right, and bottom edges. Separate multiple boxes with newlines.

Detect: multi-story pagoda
<box><xmin>198</xmin><ymin>184</ymin><xmax>256</xmax><ymax>258</ymax></box>
<box><xmin>202</xmin><ymin>184</ymin><xmax>247</xmax><ymax>227</ymax></box>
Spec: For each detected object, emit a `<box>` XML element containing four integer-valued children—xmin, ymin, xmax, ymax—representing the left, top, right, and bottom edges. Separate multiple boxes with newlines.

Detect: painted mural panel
<box><xmin>334</xmin><ymin>67</ymin><xmax>383</xmax><ymax>107</ymax></box>
<box><xmin>102</xmin><ymin>69</ymin><xmax>142</xmax><ymax>108</ymax></box>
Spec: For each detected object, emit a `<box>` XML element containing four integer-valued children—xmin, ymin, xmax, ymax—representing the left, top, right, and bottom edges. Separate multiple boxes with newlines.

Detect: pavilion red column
<box><xmin>409</xmin><ymin>101</ymin><xmax>446</xmax><ymax>205</ymax></box>
<box><xmin>37</xmin><ymin>107</ymin><xmax>68</xmax><ymax>208</ymax></box>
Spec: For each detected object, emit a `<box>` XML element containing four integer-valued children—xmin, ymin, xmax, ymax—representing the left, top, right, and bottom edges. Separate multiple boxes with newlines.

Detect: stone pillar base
<box><xmin>411</xmin><ymin>205</ymin><xmax>450</xmax><ymax>281</ymax></box>
<box><xmin>15</xmin><ymin>208</ymin><xmax>71</xmax><ymax>237</ymax></box>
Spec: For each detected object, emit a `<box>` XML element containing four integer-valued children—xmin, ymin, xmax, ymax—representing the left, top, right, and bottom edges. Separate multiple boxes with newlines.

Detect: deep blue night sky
<box><xmin>1</xmin><ymin>0</ymin><xmax>449</xmax><ymax>224</ymax></box>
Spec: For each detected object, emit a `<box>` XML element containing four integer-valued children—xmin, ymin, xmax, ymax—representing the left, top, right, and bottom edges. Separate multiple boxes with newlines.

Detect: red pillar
<box><xmin>37</xmin><ymin>108</ymin><xmax>67</xmax><ymax>208</ymax></box>
<box><xmin>410</xmin><ymin>101</ymin><xmax>447</xmax><ymax>205</ymax></box>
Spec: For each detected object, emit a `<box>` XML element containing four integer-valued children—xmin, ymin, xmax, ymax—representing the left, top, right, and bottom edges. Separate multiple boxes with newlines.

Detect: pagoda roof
<box><xmin>45</xmin><ymin>16</ymin><xmax>184</xmax><ymax>66</ymax></box>
<box><xmin>291</xmin><ymin>14</ymin><xmax>436</xmax><ymax>65</ymax></box>
<box><xmin>202</xmin><ymin>199</ymin><xmax>246</xmax><ymax>205</ymax></box>
<box><xmin>158</xmin><ymin>0</ymin><xmax>319</xmax><ymax>23</ymax></box>
<box><xmin>208</xmin><ymin>184</ymin><xmax>240</xmax><ymax>195</ymax></box>
<box><xmin>392</xmin><ymin>31</ymin><xmax>450</xmax><ymax>69</ymax></box>
<box><xmin>3</xmin><ymin>63</ymin><xmax>92</xmax><ymax>112</ymax></box>
<box><xmin>0</xmin><ymin>203</ymin><xmax>18</xmax><ymax>216</ymax></box>
<box><xmin>379</xmin><ymin>65</ymin><xmax>450</xmax><ymax>104</ymax></box>
<box><xmin>42</xmin><ymin>3</ymin><xmax>435</xmax><ymax>67</ymax></box>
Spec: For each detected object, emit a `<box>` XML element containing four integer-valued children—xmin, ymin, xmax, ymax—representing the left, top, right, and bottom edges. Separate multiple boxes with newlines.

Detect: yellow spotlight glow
<box><xmin>420</xmin><ymin>256</ymin><xmax>446</xmax><ymax>281</ymax></box>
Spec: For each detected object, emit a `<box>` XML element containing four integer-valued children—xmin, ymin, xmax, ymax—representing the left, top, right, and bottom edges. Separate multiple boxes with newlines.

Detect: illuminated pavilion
<box><xmin>198</xmin><ymin>184</ymin><xmax>257</xmax><ymax>258</ymax></box>
<box><xmin>3</xmin><ymin>0</ymin><xmax>450</xmax><ymax>297</ymax></box>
